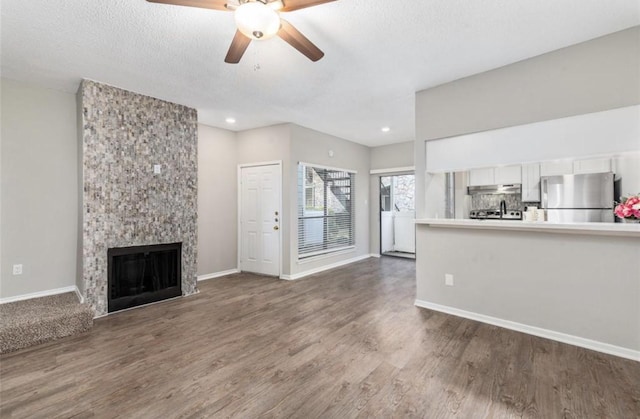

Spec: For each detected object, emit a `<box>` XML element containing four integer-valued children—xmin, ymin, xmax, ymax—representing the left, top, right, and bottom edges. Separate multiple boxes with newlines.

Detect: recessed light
<box><xmin>381</xmin><ymin>126</ymin><xmax>390</xmax><ymax>133</ymax></box>
<box><xmin>225</xmin><ymin>117</ymin><xmax>236</xmax><ymax>124</ymax></box>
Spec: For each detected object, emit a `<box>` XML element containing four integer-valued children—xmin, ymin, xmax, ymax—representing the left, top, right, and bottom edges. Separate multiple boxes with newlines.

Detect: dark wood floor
<box><xmin>1</xmin><ymin>257</ymin><xmax>639</xmax><ymax>418</ymax></box>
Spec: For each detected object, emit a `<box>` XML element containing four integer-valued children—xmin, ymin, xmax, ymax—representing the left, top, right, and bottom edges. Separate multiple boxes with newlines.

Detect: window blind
<box><xmin>297</xmin><ymin>164</ymin><xmax>355</xmax><ymax>258</ymax></box>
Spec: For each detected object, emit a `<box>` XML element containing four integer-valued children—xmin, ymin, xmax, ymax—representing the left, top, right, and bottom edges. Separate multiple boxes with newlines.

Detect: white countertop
<box><xmin>415</xmin><ymin>218</ymin><xmax>640</xmax><ymax>237</ymax></box>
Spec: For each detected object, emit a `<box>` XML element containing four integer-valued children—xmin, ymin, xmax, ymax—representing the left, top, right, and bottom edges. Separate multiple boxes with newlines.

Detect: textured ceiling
<box><xmin>1</xmin><ymin>0</ymin><xmax>639</xmax><ymax>146</ymax></box>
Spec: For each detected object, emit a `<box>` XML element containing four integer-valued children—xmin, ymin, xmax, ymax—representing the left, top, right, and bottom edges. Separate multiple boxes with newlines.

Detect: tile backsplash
<box><xmin>471</xmin><ymin>194</ymin><xmax>523</xmax><ymax>210</ymax></box>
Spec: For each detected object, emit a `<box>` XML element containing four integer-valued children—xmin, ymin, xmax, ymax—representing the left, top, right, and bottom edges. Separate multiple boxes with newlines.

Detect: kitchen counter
<box><xmin>415</xmin><ymin>217</ymin><xmax>640</xmax><ymax>360</ymax></box>
<box><xmin>415</xmin><ymin>218</ymin><xmax>640</xmax><ymax>237</ymax></box>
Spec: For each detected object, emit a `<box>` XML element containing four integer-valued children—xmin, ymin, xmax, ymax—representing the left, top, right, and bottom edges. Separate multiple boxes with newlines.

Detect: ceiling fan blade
<box><xmin>146</xmin><ymin>0</ymin><xmax>230</xmax><ymax>11</ymax></box>
<box><xmin>225</xmin><ymin>30</ymin><xmax>252</xmax><ymax>63</ymax></box>
<box><xmin>280</xmin><ymin>0</ymin><xmax>336</xmax><ymax>12</ymax></box>
<box><xmin>277</xmin><ymin>19</ymin><xmax>324</xmax><ymax>62</ymax></box>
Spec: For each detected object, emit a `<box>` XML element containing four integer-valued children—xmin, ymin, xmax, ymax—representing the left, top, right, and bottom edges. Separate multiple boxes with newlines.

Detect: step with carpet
<box><xmin>0</xmin><ymin>292</ymin><xmax>94</xmax><ymax>354</ymax></box>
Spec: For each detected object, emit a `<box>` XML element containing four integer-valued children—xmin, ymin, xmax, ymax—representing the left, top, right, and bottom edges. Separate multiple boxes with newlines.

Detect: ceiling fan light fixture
<box><xmin>235</xmin><ymin>2</ymin><xmax>281</xmax><ymax>41</ymax></box>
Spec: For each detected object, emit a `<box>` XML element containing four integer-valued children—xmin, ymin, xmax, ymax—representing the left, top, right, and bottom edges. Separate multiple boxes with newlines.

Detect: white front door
<box><xmin>240</xmin><ymin>164</ymin><xmax>281</xmax><ymax>276</ymax></box>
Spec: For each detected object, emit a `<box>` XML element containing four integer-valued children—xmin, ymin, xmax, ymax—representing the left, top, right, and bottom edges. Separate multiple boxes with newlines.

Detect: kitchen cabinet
<box><xmin>522</xmin><ymin>163</ymin><xmax>541</xmax><ymax>202</ymax></box>
<box><xmin>469</xmin><ymin>165</ymin><xmax>521</xmax><ymax>186</ymax></box>
<box><xmin>468</xmin><ymin>168</ymin><xmax>494</xmax><ymax>186</ymax></box>
<box><xmin>540</xmin><ymin>158</ymin><xmax>612</xmax><ymax>176</ymax></box>
<box><xmin>573</xmin><ymin>158</ymin><xmax>612</xmax><ymax>174</ymax></box>
<box><xmin>540</xmin><ymin>161</ymin><xmax>573</xmax><ymax>176</ymax></box>
<box><xmin>494</xmin><ymin>165</ymin><xmax>522</xmax><ymax>184</ymax></box>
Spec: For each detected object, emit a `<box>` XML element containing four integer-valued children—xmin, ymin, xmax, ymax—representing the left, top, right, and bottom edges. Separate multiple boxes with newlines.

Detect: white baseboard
<box><xmin>369</xmin><ymin>253</ymin><xmax>381</xmax><ymax>258</ymax></box>
<box><xmin>415</xmin><ymin>299</ymin><xmax>640</xmax><ymax>362</ymax></box>
<box><xmin>0</xmin><ymin>286</ymin><xmax>83</xmax><ymax>305</ymax></box>
<box><xmin>281</xmin><ymin>254</ymin><xmax>372</xmax><ymax>281</ymax></box>
<box><xmin>74</xmin><ymin>287</ymin><xmax>85</xmax><ymax>303</ymax></box>
<box><xmin>197</xmin><ymin>269</ymin><xmax>240</xmax><ymax>282</ymax></box>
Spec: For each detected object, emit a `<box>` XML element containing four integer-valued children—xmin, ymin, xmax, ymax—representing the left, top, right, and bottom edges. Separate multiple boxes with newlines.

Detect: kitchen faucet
<box><xmin>500</xmin><ymin>199</ymin><xmax>507</xmax><ymax>218</ymax></box>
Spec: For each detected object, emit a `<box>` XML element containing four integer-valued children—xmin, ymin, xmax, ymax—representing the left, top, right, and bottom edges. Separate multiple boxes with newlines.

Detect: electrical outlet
<box><xmin>13</xmin><ymin>264</ymin><xmax>23</xmax><ymax>275</ymax></box>
<box><xmin>445</xmin><ymin>273</ymin><xmax>454</xmax><ymax>286</ymax></box>
<box><xmin>153</xmin><ymin>164</ymin><xmax>162</xmax><ymax>174</ymax></box>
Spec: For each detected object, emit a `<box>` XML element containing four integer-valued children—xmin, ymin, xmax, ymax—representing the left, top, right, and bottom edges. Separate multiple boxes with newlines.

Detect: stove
<box><xmin>469</xmin><ymin>209</ymin><xmax>522</xmax><ymax>220</ymax></box>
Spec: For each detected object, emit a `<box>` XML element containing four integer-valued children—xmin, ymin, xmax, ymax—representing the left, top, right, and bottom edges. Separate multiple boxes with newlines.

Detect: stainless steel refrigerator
<box><xmin>540</xmin><ymin>172</ymin><xmax>614</xmax><ymax>223</ymax></box>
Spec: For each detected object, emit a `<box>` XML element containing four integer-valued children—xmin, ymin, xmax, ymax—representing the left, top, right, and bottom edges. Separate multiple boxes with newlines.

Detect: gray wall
<box><xmin>416</xmin><ymin>225</ymin><xmax>640</xmax><ymax>352</ymax></box>
<box><xmin>416</xmin><ymin>26</ymin><xmax>640</xmax><ymax>141</ymax></box>
<box><xmin>197</xmin><ymin>124</ymin><xmax>238</xmax><ymax>276</ymax></box>
<box><xmin>415</xmin><ymin>26</ymin><xmax>640</xmax><ymax>217</ymax></box>
<box><xmin>214</xmin><ymin>123</ymin><xmax>373</xmax><ymax>278</ymax></box>
<box><xmin>1</xmin><ymin>79</ymin><xmax>78</xmax><ymax>298</ymax></box>
<box><xmin>412</xmin><ymin>27</ymin><xmax>640</xmax><ymax>355</ymax></box>
<box><xmin>1</xmin><ymin>84</ymin><xmax>376</xmax><ymax>296</ymax></box>
<box><xmin>236</xmin><ymin>124</ymin><xmax>292</xmax><ymax>275</ymax></box>
<box><xmin>289</xmin><ymin>124</ymin><xmax>371</xmax><ymax>276</ymax></box>
<box><xmin>370</xmin><ymin>141</ymin><xmax>414</xmax><ymax>171</ymax></box>
<box><xmin>368</xmin><ymin>141</ymin><xmax>415</xmax><ymax>254</ymax></box>
<box><xmin>1</xmin><ymin>79</ymin><xmax>244</xmax><ymax>299</ymax></box>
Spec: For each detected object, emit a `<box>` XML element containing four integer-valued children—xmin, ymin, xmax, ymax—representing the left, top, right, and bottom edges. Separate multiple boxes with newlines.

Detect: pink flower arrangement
<box><xmin>614</xmin><ymin>194</ymin><xmax>640</xmax><ymax>220</ymax></box>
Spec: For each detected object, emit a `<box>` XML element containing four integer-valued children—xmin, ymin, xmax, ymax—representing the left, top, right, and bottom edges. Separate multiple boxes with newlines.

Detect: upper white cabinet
<box><xmin>573</xmin><ymin>158</ymin><xmax>612</xmax><ymax>174</ymax></box>
<box><xmin>469</xmin><ymin>165</ymin><xmax>521</xmax><ymax>186</ymax></box>
<box><xmin>522</xmin><ymin>163</ymin><xmax>541</xmax><ymax>202</ymax></box>
<box><xmin>540</xmin><ymin>158</ymin><xmax>612</xmax><ymax>176</ymax></box>
<box><xmin>468</xmin><ymin>168</ymin><xmax>494</xmax><ymax>186</ymax></box>
<box><xmin>494</xmin><ymin>165</ymin><xmax>522</xmax><ymax>184</ymax></box>
<box><xmin>467</xmin><ymin>157</ymin><xmax>617</xmax><ymax>194</ymax></box>
<box><xmin>540</xmin><ymin>161</ymin><xmax>573</xmax><ymax>176</ymax></box>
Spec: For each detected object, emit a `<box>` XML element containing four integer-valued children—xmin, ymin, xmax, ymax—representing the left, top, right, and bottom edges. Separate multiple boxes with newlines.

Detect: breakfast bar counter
<box><xmin>415</xmin><ymin>218</ymin><xmax>640</xmax><ymax>360</ymax></box>
<box><xmin>415</xmin><ymin>218</ymin><xmax>640</xmax><ymax>237</ymax></box>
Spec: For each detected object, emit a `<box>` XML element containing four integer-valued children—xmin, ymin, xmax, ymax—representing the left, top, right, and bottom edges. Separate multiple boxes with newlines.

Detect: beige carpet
<box><xmin>0</xmin><ymin>292</ymin><xmax>94</xmax><ymax>354</ymax></box>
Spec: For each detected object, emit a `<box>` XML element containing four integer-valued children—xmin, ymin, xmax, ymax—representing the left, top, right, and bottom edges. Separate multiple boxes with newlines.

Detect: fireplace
<box><xmin>107</xmin><ymin>243</ymin><xmax>182</xmax><ymax>313</ymax></box>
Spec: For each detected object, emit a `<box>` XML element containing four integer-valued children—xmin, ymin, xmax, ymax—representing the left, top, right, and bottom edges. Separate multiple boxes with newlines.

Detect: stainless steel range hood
<box><xmin>467</xmin><ymin>184</ymin><xmax>522</xmax><ymax>195</ymax></box>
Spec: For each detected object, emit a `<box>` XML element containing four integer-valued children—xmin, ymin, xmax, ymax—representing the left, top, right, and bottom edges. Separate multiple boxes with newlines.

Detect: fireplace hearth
<box><xmin>107</xmin><ymin>243</ymin><xmax>182</xmax><ymax>313</ymax></box>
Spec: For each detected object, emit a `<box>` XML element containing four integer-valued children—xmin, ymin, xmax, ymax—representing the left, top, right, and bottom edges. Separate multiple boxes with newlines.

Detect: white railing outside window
<box><xmin>298</xmin><ymin>163</ymin><xmax>355</xmax><ymax>259</ymax></box>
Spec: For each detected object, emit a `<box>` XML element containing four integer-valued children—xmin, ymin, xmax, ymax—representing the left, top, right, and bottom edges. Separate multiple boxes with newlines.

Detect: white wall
<box><xmin>289</xmin><ymin>124</ymin><xmax>370</xmax><ymax>276</ymax></box>
<box><xmin>1</xmin><ymin>79</ymin><xmax>78</xmax><ymax>298</ymax></box>
<box><xmin>425</xmin><ymin>106</ymin><xmax>640</xmax><ymax>173</ymax></box>
<box><xmin>614</xmin><ymin>154</ymin><xmax>640</xmax><ymax>198</ymax></box>
<box><xmin>415</xmin><ymin>26</ymin><xmax>640</xmax><ymax>217</ymax></box>
<box><xmin>369</xmin><ymin>141</ymin><xmax>414</xmax><ymax>254</ymax></box>
<box><xmin>197</xmin><ymin>124</ymin><xmax>238</xmax><ymax>277</ymax></box>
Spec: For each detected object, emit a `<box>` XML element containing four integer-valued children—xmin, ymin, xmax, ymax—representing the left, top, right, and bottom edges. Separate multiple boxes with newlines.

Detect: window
<box><xmin>298</xmin><ymin>163</ymin><xmax>355</xmax><ymax>258</ymax></box>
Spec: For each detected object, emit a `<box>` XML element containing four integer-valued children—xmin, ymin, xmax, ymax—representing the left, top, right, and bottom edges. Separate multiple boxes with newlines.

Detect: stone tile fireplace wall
<box><xmin>79</xmin><ymin>80</ymin><xmax>198</xmax><ymax>315</ymax></box>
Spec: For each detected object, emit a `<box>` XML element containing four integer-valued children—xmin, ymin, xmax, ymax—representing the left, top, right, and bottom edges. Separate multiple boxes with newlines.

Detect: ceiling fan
<box><xmin>146</xmin><ymin>0</ymin><xmax>336</xmax><ymax>63</ymax></box>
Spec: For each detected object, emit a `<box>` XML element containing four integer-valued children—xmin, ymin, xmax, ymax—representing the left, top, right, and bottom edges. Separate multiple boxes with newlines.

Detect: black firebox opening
<box><xmin>107</xmin><ymin>242</ymin><xmax>182</xmax><ymax>313</ymax></box>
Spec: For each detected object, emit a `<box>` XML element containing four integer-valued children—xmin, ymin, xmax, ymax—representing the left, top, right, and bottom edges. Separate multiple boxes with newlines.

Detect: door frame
<box><xmin>237</xmin><ymin>161</ymin><xmax>283</xmax><ymax>277</ymax></box>
<box><xmin>375</xmin><ymin>170</ymin><xmax>416</xmax><ymax>257</ymax></box>
<box><xmin>379</xmin><ymin>176</ymin><xmax>394</xmax><ymax>255</ymax></box>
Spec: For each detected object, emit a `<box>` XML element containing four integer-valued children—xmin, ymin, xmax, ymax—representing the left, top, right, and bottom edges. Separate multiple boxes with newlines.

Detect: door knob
<box><xmin>273</xmin><ymin>226</ymin><xmax>279</xmax><ymax>231</ymax></box>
